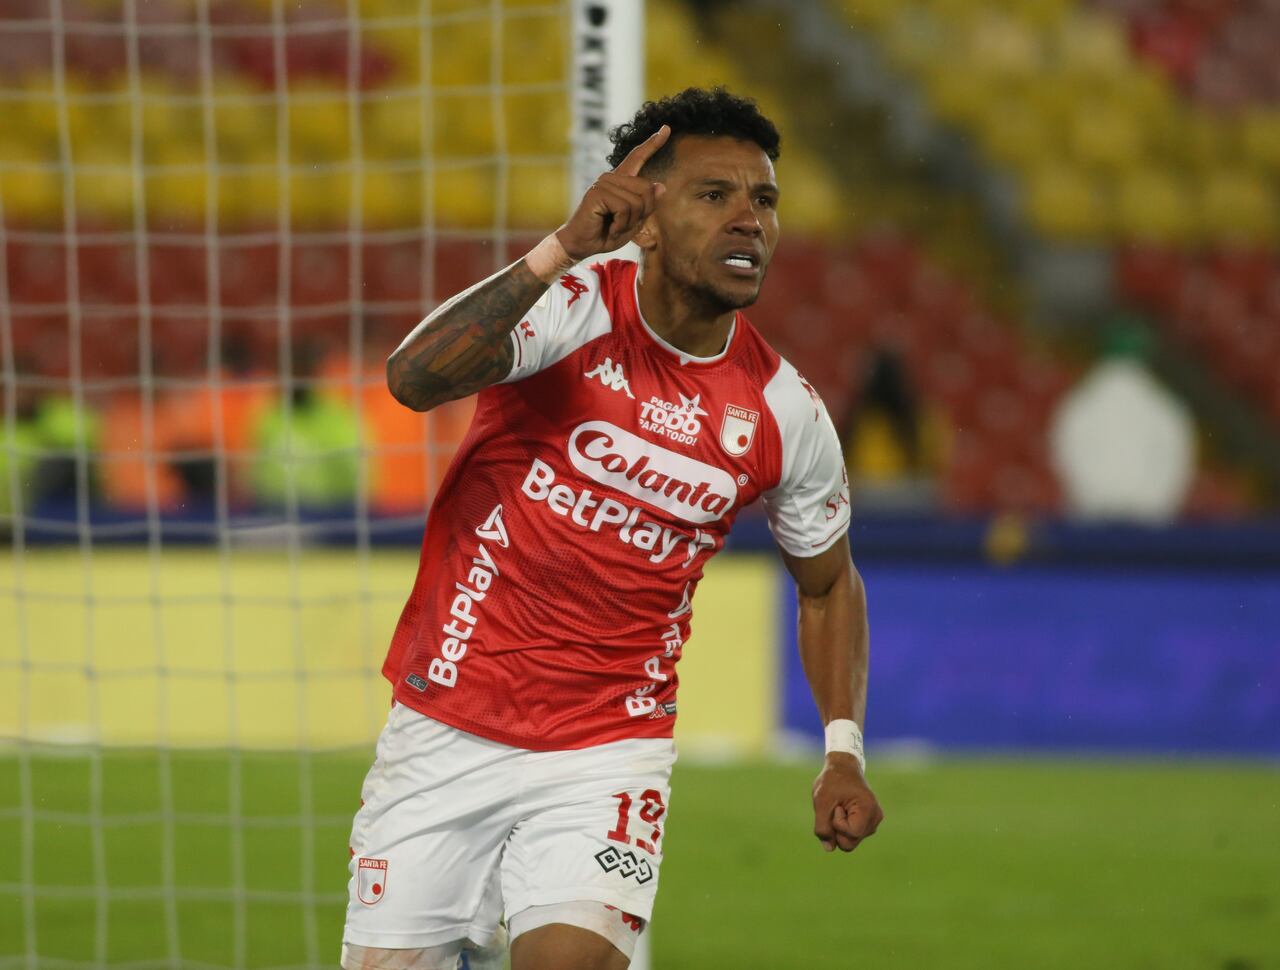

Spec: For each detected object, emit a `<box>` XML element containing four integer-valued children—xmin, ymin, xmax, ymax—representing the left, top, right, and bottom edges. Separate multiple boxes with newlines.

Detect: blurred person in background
<box><xmin>1</xmin><ymin>370</ymin><xmax>101</xmax><ymax>533</ymax></box>
<box><xmin>840</xmin><ymin>345</ymin><xmax>938</xmax><ymax>509</ymax></box>
<box><xmin>249</xmin><ymin>340</ymin><xmax>364</xmax><ymax>509</ymax></box>
<box><xmin>1050</xmin><ymin>325</ymin><xmax>1195</xmax><ymax>522</ymax></box>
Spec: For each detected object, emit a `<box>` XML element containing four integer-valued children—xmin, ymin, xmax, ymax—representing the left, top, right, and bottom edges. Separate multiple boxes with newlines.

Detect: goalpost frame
<box><xmin>569</xmin><ymin>5</ymin><xmax>652</xmax><ymax>967</ymax></box>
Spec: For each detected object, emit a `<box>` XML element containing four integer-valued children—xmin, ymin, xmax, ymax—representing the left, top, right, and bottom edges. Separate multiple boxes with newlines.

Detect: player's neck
<box><xmin>636</xmin><ymin>271</ymin><xmax>736</xmax><ymax>360</ymax></box>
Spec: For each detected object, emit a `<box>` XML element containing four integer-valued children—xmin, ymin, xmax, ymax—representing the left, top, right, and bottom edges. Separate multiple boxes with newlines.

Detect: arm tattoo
<box><xmin>386</xmin><ymin>259</ymin><xmax>549</xmax><ymax>411</ymax></box>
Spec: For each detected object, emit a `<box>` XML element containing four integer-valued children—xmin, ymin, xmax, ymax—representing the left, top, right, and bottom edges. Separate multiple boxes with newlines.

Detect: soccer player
<box><xmin>342</xmin><ymin>87</ymin><xmax>883</xmax><ymax>970</ymax></box>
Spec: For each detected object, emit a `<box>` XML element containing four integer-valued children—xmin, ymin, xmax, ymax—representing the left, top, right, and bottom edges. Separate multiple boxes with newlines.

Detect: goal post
<box><xmin>0</xmin><ymin>0</ymin><xmax>646</xmax><ymax>967</ymax></box>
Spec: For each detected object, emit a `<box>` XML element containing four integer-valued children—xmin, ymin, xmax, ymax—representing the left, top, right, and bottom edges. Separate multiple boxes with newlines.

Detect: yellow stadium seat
<box><xmin>217</xmin><ymin>169</ymin><xmax>279</xmax><ymax>227</ymax></box>
<box><xmin>15</xmin><ymin>78</ymin><xmax>60</xmax><ymax>152</ymax></box>
<box><xmin>1114</xmin><ymin>168</ymin><xmax>1196</xmax><ymax>244</ymax></box>
<box><xmin>361</xmin><ymin>168</ymin><xmax>422</xmax><ymax>229</ymax></box>
<box><xmin>503</xmin><ymin>92</ymin><xmax>570</xmax><ymax>158</ymax></box>
<box><xmin>502</xmin><ymin>13</ymin><xmax>565</xmax><ymax>86</ymax></box>
<box><xmin>923</xmin><ymin>64</ymin><xmax>996</xmax><ymax>125</ymax></box>
<box><xmin>0</xmin><ymin>140</ymin><xmax>62</xmax><ymax>225</ymax></box>
<box><xmin>288</xmin><ymin>86</ymin><xmax>351</xmax><ymax>164</ymax></box>
<box><xmin>506</xmin><ymin>161</ymin><xmax>567</xmax><ymax>231</ymax></box>
<box><xmin>777</xmin><ymin>149</ymin><xmax>846</xmax><ymax>237</ymax></box>
<box><xmin>74</xmin><ymin>165</ymin><xmax>136</xmax><ymax>222</ymax></box>
<box><xmin>1240</xmin><ymin>111</ymin><xmax>1280</xmax><ymax>172</ymax></box>
<box><xmin>358</xmin><ymin>0</ymin><xmax>417</xmax><ymax>16</ymax></box>
<box><xmin>291</xmin><ymin>168</ymin><xmax>351</xmax><ymax>227</ymax></box>
<box><xmin>146</xmin><ymin>141</ymin><xmax>209</xmax><ymax>224</ymax></box>
<box><xmin>967</xmin><ymin>12</ymin><xmax>1042</xmax><ymax>80</ymax></box>
<box><xmin>835</xmin><ymin>0</ymin><xmax>900</xmax><ymax>29</ymax></box>
<box><xmin>1056</xmin><ymin>12</ymin><xmax>1130</xmax><ymax>80</ymax></box>
<box><xmin>362</xmin><ymin>94</ymin><xmax>424</xmax><ymax>162</ymax></box>
<box><xmin>1024</xmin><ymin>163</ymin><xmax>1108</xmax><ymax>239</ymax></box>
<box><xmin>430</xmin><ymin>93</ymin><xmax>497</xmax><ymax>158</ymax></box>
<box><xmin>213</xmin><ymin>83</ymin><xmax>277</xmax><ymax>164</ymax></box>
<box><xmin>1009</xmin><ymin>0</ymin><xmax>1074</xmax><ymax>29</ymax></box>
<box><xmin>1199</xmin><ymin>170</ymin><xmax>1277</xmax><ymax>244</ymax></box>
<box><xmin>434</xmin><ymin>163</ymin><xmax>498</xmax><ymax>228</ymax></box>
<box><xmin>431</xmin><ymin>19</ymin><xmax>493</xmax><ymax>89</ymax></box>
<box><xmin>1173</xmin><ymin>112</ymin><xmax>1239</xmax><ymax>174</ymax></box>
<box><xmin>67</xmin><ymin>90</ymin><xmax>130</xmax><ymax>166</ymax></box>
<box><xmin>883</xmin><ymin>8</ymin><xmax>947</xmax><ymax>74</ymax></box>
<box><xmin>363</xmin><ymin>23</ymin><xmax>423</xmax><ymax>85</ymax></box>
<box><xmin>978</xmin><ymin>94</ymin><xmax>1057</xmax><ymax>169</ymax></box>
<box><xmin>1069</xmin><ymin>98</ymin><xmax>1146</xmax><ymax>171</ymax></box>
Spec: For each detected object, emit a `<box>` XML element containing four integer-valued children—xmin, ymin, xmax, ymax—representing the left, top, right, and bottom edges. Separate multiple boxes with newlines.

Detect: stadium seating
<box><xmin>4</xmin><ymin>0</ymin><xmax>1269</xmax><ymax>517</ymax></box>
<box><xmin>829</xmin><ymin>0</ymin><xmax>1280</xmax><ymax>247</ymax></box>
<box><xmin>750</xmin><ymin>237</ymin><xmax>1073</xmax><ymax>514</ymax></box>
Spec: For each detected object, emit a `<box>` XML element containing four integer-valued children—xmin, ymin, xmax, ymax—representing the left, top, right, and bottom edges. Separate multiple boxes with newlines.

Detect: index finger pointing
<box><xmin>614</xmin><ymin>124</ymin><xmax>671</xmax><ymax>176</ymax></box>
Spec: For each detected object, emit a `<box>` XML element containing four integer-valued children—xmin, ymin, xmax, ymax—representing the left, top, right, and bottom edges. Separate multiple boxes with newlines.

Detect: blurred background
<box><xmin>0</xmin><ymin>0</ymin><xmax>1276</xmax><ymax>968</ymax></box>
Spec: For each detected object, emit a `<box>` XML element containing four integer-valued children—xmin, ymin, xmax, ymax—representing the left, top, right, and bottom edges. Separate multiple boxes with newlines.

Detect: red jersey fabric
<box><xmin>383</xmin><ymin>259</ymin><xmax>850</xmax><ymax>749</ymax></box>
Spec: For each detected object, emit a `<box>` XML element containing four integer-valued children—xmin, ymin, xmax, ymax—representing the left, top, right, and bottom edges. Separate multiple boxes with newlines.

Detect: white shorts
<box><xmin>343</xmin><ymin>703</ymin><xmax>676</xmax><ymax>951</ymax></box>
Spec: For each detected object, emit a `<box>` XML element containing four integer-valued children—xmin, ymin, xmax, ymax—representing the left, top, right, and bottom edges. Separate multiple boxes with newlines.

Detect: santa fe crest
<box><xmin>357</xmin><ymin>857</ymin><xmax>388</xmax><ymax>906</ymax></box>
<box><xmin>720</xmin><ymin>404</ymin><xmax>759</xmax><ymax>457</ymax></box>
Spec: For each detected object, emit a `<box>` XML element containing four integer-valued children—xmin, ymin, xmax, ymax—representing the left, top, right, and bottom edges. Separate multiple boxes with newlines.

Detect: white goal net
<box><xmin>0</xmin><ymin>0</ymin><xmax>640</xmax><ymax>965</ymax></box>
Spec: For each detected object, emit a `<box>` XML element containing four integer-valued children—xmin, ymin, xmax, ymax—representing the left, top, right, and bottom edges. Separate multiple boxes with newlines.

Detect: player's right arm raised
<box><xmin>386</xmin><ymin>125</ymin><xmax>670</xmax><ymax>412</ymax></box>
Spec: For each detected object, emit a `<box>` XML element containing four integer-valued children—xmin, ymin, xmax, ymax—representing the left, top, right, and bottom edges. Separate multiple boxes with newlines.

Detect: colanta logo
<box><xmin>567</xmin><ymin>421</ymin><xmax>737</xmax><ymax>523</ymax></box>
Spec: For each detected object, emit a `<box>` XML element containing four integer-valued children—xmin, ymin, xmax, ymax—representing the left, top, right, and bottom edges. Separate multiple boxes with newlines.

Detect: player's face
<box><xmin>645</xmin><ymin>135</ymin><xmax>780</xmax><ymax>312</ymax></box>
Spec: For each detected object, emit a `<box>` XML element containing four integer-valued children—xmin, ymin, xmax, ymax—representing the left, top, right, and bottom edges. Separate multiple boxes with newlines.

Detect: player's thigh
<box><xmin>343</xmin><ymin>705</ymin><xmax>516</xmax><ymax>951</ymax></box>
<box><xmin>501</xmin><ymin>738</ymin><xmax>675</xmax><ymax>929</ymax></box>
<box><xmin>509</xmin><ymin>921</ymin><xmax>632</xmax><ymax>970</ymax></box>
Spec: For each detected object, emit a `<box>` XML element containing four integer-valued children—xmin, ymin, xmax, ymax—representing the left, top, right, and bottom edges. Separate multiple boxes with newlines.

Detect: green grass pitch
<box><xmin>1</xmin><ymin>751</ymin><xmax>1276</xmax><ymax>969</ymax></box>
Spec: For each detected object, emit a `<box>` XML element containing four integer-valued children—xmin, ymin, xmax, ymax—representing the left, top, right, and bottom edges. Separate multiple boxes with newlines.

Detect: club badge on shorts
<box><xmin>357</xmin><ymin>858</ymin><xmax>388</xmax><ymax>905</ymax></box>
<box><xmin>720</xmin><ymin>404</ymin><xmax>759</xmax><ymax>456</ymax></box>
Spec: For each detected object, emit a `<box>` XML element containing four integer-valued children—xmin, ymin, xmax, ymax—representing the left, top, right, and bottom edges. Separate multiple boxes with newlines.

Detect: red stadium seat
<box><xmin>218</xmin><ymin>243</ymin><xmax>277</xmax><ymax>308</ymax></box>
<box><xmin>148</xmin><ymin>243</ymin><xmax>210</xmax><ymax>307</ymax></box>
<box><xmin>80</xmin><ymin>315</ymin><xmax>138</xmax><ymax>379</ymax></box>
<box><xmin>77</xmin><ymin>243</ymin><xmax>138</xmax><ymax>307</ymax></box>
<box><xmin>364</xmin><ymin>238</ymin><xmax>427</xmax><ymax>306</ymax></box>
<box><xmin>8</xmin><ymin>241</ymin><xmax>68</xmax><ymax>305</ymax></box>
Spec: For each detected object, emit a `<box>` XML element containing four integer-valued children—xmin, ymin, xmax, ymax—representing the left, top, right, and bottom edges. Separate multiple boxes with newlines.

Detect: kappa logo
<box><xmin>720</xmin><ymin>404</ymin><xmax>759</xmax><ymax>456</ymax></box>
<box><xmin>584</xmin><ymin>357</ymin><xmax>635</xmax><ymax>399</ymax></box>
<box><xmin>594</xmin><ymin>846</ymin><xmax>654</xmax><ymax>885</ymax></box>
<box><xmin>357</xmin><ymin>858</ymin><xmax>388</xmax><ymax>906</ymax></box>
<box><xmin>639</xmin><ymin>392</ymin><xmax>708</xmax><ymax>445</ymax></box>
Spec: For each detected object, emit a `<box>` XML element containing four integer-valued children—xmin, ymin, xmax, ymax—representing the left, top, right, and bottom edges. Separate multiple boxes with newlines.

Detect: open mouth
<box><xmin>721</xmin><ymin>251</ymin><xmax>760</xmax><ymax>274</ymax></box>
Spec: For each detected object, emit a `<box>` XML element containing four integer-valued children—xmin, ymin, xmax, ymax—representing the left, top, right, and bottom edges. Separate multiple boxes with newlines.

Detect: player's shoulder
<box><xmin>742</xmin><ymin>336</ymin><xmax>825</xmax><ymax>431</ymax></box>
<box><xmin>533</xmin><ymin>259</ymin><xmax>611</xmax><ymax>316</ymax></box>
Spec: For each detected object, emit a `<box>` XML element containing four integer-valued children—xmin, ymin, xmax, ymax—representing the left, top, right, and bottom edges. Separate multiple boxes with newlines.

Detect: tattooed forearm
<box><xmin>386</xmin><ymin>259</ymin><xmax>549</xmax><ymax>412</ymax></box>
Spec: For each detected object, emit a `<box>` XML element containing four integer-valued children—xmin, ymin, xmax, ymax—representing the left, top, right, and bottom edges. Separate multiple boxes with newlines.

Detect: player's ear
<box><xmin>633</xmin><ymin>209</ymin><xmax>660</xmax><ymax>252</ymax></box>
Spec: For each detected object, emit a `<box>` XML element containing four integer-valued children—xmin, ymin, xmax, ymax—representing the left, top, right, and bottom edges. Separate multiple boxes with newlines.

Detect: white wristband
<box><xmin>824</xmin><ymin>719</ymin><xmax>865</xmax><ymax>773</ymax></box>
<box><xmin>524</xmin><ymin>232</ymin><xmax>577</xmax><ymax>285</ymax></box>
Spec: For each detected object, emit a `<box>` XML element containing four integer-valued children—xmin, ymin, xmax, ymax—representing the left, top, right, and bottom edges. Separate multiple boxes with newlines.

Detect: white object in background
<box><xmin>571</xmin><ymin>0</ymin><xmax>647</xmax><ymax>271</ymax></box>
<box><xmin>1050</xmin><ymin>358</ymin><xmax>1195</xmax><ymax>522</ymax></box>
<box><xmin>571</xmin><ymin>0</ymin><xmax>645</xmax><ymax>201</ymax></box>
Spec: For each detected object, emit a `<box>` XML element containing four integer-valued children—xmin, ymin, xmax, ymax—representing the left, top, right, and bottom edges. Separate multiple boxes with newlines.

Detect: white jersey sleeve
<box><xmin>761</xmin><ymin>360</ymin><xmax>851</xmax><ymax>558</ymax></box>
<box><xmin>500</xmin><ymin>263</ymin><xmax>613</xmax><ymax>383</ymax></box>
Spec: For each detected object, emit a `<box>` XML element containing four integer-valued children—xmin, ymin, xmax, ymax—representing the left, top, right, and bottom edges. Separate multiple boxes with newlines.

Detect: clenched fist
<box><xmin>813</xmin><ymin>753</ymin><xmax>884</xmax><ymax>853</ymax></box>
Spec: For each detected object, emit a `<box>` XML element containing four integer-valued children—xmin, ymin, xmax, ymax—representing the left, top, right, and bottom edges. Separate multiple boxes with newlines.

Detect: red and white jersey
<box><xmin>383</xmin><ymin>260</ymin><xmax>850</xmax><ymax>749</ymax></box>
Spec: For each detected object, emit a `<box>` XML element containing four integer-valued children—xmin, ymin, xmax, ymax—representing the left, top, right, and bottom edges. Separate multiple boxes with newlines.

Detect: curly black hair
<box><xmin>606</xmin><ymin>87</ymin><xmax>781</xmax><ymax>174</ymax></box>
